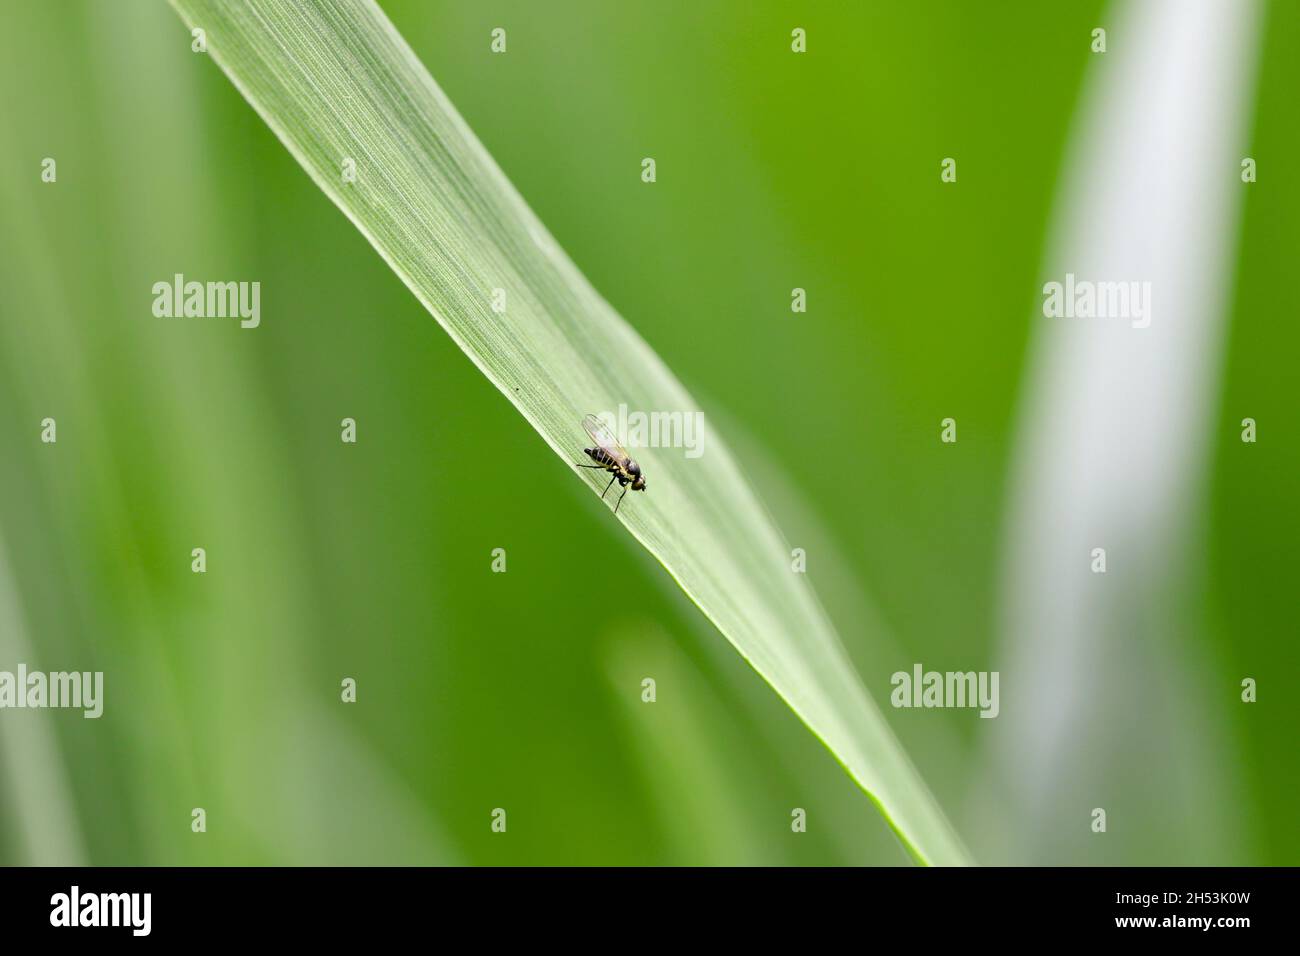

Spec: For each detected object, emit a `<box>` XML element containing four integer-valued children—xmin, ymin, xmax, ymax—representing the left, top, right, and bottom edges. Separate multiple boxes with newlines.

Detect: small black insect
<box><xmin>577</xmin><ymin>414</ymin><xmax>646</xmax><ymax>514</ymax></box>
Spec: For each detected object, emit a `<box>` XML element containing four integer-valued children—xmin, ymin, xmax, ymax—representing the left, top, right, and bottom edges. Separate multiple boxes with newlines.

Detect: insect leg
<box><xmin>577</xmin><ymin>463</ymin><xmax>606</xmax><ymax>469</ymax></box>
<box><xmin>614</xmin><ymin>483</ymin><xmax>630</xmax><ymax>514</ymax></box>
<box><xmin>601</xmin><ymin>475</ymin><xmax>617</xmax><ymax>498</ymax></box>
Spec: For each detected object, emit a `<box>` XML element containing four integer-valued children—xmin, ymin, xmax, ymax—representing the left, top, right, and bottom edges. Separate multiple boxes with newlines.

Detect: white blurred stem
<box><xmin>983</xmin><ymin>0</ymin><xmax>1262</xmax><ymax>863</ymax></box>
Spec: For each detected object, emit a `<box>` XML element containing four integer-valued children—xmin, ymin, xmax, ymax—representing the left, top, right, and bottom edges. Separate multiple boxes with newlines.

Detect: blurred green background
<box><xmin>0</xmin><ymin>0</ymin><xmax>1295</xmax><ymax>865</ymax></box>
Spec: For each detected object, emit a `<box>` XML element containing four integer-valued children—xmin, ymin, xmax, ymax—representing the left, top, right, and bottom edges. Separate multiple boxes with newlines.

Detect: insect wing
<box><xmin>582</xmin><ymin>414</ymin><xmax>631</xmax><ymax>466</ymax></box>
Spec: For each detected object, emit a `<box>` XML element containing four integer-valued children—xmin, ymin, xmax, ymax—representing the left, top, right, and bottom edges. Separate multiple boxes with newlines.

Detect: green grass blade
<box><xmin>168</xmin><ymin>0</ymin><xmax>970</xmax><ymax>865</ymax></box>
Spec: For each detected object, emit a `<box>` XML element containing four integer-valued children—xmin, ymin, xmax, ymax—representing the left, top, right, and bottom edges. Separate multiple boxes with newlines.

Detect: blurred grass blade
<box><xmin>168</xmin><ymin>0</ymin><xmax>969</xmax><ymax>865</ymax></box>
<box><xmin>0</xmin><ymin>533</ymin><xmax>85</xmax><ymax>865</ymax></box>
